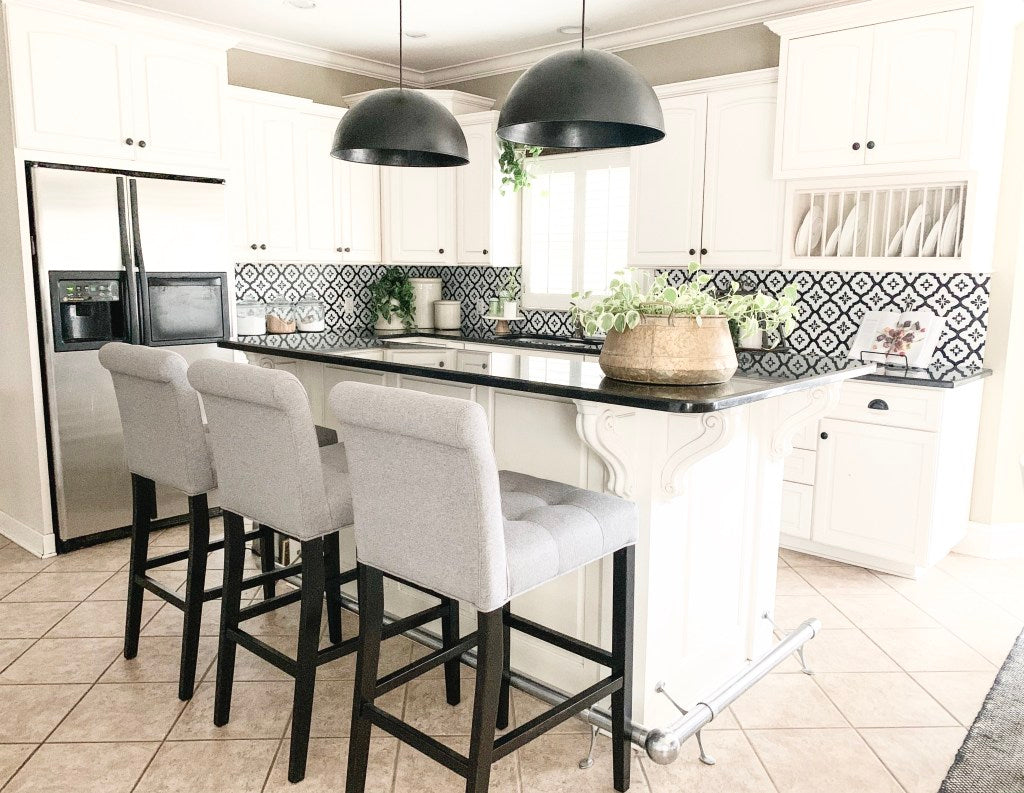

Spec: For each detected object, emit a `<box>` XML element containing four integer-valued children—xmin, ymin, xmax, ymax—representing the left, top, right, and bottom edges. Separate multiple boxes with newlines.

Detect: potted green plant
<box><xmin>369</xmin><ymin>267</ymin><xmax>415</xmax><ymax>332</ymax></box>
<box><xmin>498</xmin><ymin>139</ymin><xmax>543</xmax><ymax>195</ymax></box>
<box><xmin>572</xmin><ymin>265</ymin><xmax>798</xmax><ymax>385</ymax></box>
<box><xmin>499</xmin><ymin>268</ymin><xmax>520</xmax><ymax>319</ymax></box>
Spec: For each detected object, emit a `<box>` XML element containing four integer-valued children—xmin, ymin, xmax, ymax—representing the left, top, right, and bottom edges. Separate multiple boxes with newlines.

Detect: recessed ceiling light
<box><xmin>283</xmin><ymin>0</ymin><xmax>316</xmax><ymax>9</ymax></box>
<box><xmin>404</xmin><ymin>30</ymin><xmax>427</xmax><ymax>39</ymax></box>
<box><xmin>557</xmin><ymin>24</ymin><xmax>591</xmax><ymax>35</ymax></box>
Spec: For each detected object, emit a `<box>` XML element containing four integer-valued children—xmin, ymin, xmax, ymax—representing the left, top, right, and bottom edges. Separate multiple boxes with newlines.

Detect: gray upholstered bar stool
<box><xmin>331</xmin><ymin>382</ymin><xmax>639</xmax><ymax>793</ymax></box>
<box><xmin>99</xmin><ymin>342</ymin><xmax>278</xmax><ymax>701</ymax></box>
<box><xmin>188</xmin><ymin>359</ymin><xmax>461</xmax><ymax>784</ymax></box>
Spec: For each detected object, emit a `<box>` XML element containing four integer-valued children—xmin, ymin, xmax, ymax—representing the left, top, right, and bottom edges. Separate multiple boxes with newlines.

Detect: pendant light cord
<box><xmin>580</xmin><ymin>0</ymin><xmax>586</xmax><ymax>49</ymax></box>
<box><xmin>398</xmin><ymin>0</ymin><xmax>404</xmax><ymax>90</ymax></box>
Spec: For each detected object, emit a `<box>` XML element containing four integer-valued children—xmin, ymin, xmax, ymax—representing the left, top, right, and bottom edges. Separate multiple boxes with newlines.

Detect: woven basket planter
<box><xmin>599</xmin><ymin>315</ymin><xmax>738</xmax><ymax>385</ymax></box>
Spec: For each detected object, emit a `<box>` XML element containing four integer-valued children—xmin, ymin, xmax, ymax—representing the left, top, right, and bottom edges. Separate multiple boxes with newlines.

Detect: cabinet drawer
<box><xmin>781</xmin><ymin>481</ymin><xmax>813</xmax><ymax>540</ymax></box>
<box><xmin>784</xmin><ymin>448</ymin><xmax>816</xmax><ymax>486</ymax></box>
<box><xmin>792</xmin><ymin>420</ymin><xmax>818</xmax><ymax>451</ymax></box>
<box><xmin>457</xmin><ymin>351</ymin><xmax>491</xmax><ymax>373</ymax></box>
<box><xmin>830</xmin><ymin>382</ymin><xmax>941</xmax><ymax>432</ymax></box>
<box><xmin>388</xmin><ymin>349</ymin><xmax>456</xmax><ymax>370</ymax></box>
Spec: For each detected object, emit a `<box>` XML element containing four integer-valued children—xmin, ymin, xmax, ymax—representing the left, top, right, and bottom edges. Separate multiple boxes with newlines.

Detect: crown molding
<box><xmin>766</xmin><ymin>0</ymin><xmax>977</xmax><ymax>37</ymax></box>
<box><xmin>654</xmin><ymin>66</ymin><xmax>779</xmax><ymax>98</ymax></box>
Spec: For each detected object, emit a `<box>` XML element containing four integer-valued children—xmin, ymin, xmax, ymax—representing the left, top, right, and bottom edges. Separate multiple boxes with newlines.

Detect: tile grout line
<box><xmin>738</xmin><ymin>725</ymin><xmax>783</xmax><ymax>793</ymax></box>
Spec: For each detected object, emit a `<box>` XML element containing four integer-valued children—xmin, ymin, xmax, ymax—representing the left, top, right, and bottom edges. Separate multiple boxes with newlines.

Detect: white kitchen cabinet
<box><xmin>456</xmin><ymin>113</ymin><xmax>520</xmax><ymax>266</ymax></box>
<box><xmin>382</xmin><ymin>166</ymin><xmax>456</xmax><ymax>264</ymax></box>
<box><xmin>627</xmin><ymin>93</ymin><xmax>706</xmax><ymax>267</ymax></box>
<box><xmin>771</xmin><ymin>7</ymin><xmax>974</xmax><ymax>177</ymax></box>
<box><xmin>627</xmin><ymin>72</ymin><xmax>782</xmax><ymax>269</ymax></box>
<box><xmin>5</xmin><ymin>3</ymin><xmax>227</xmax><ymax>168</ymax></box>
<box><xmin>337</xmin><ymin>160</ymin><xmax>382</xmax><ymax>264</ymax></box>
<box><xmin>780</xmin><ymin>482</ymin><xmax>813</xmax><ymax>541</ymax></box>
<box><xmin>701</xmin><ymin>83</ymin><xmax>784</xmax><ymax>267</ymax></box>
<box><xmin>251</xmin><ymin>103</ymin><xmax>302</xmax><ymax>262</ymax></box>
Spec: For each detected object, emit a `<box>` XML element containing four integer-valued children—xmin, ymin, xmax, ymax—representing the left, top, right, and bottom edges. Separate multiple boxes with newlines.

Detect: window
<box><xmin>522</xmin><ymin>151</ymin><xmax>631</xmax><ymax>310</ymax></box>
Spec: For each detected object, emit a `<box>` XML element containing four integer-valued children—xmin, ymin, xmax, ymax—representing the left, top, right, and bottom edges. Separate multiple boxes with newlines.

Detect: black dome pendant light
<box><xmin>330</xmin><ymin>0</ymin><xmax>468</xmax><ymax>167</ymax></box>
<box><xmin>497</xmin><ymin>0</ymin><xmax>665</xmax><ymax>149</ymax></box>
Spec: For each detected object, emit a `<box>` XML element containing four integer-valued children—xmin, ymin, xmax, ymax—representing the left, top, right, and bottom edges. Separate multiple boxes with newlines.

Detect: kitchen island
<box><xmin>221</xmin><ymin>335</ymin><xmax>872</xmax><ymax>733</ymax></box>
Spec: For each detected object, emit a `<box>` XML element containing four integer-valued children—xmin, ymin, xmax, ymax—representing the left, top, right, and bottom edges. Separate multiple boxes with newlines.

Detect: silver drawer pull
<box><xmin>868</xmin><ymin>399</ymin><xmax>889</xmax><ymax>411</ymax></box>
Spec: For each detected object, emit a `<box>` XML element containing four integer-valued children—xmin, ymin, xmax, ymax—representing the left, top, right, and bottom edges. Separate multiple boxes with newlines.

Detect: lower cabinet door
<box><xmin>811</xmin><ymin>418</ymin><xmax>936</xmax><ymax>563</ymax></box>
<box><xmin>781</xmin><ymin>481</ymin><xmax>814</xmax><ymax>540</ymax></box>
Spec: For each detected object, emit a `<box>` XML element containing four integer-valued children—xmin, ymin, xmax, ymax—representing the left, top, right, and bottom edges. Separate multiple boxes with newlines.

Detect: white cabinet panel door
<box><xmin>7</xmin><ymin>6</ymin><xmax>134</xmax><ymax>159</ymax></box>
<box><xmin>812</xmin><ymin>418</ymin><xmax>936</xmax><ymax>562</ymax></box>
<box><xmin>383</xmin><ymin>167</ymin><xmax>456</xmax><ymax>264</ymax></box>
<box><xmin>224</xmin><ymin>101</ymin><xmax>260</xmax><ymax>260</ymax></box>
<box><xmin>702</xmin><ymin>83</ymin><xmax>783</xmax><ymax>267</ymax></box>
<box><xmin>457</xmin><ymin>120</ymin><xmax>494</xmax><ymax>264</ymax></box>
<box><xmin>131</xmin><ymin>37</ymin><xmax>224</xmax><ymax>168</ymax></box>
<box><xmin>779</xmin><ymin>27</ymin><xmax>873</xmax><ymax>173</ymax></box>
<box><xmin>628</xmin><ymin>94</ymin><xmax>706</xmax><ymax>266</ymax></box>
<box><xmin>297</xmin><ymin>113</ymin><xmax>344</xmax><ymax>263</ymax></box>
<box><xmin>864</xmin><ymin>9</ymin><xmax>972</xmax><ymax>167</ymax></box>
<box><xmin>338</xmin><ymin>162</ymin><xmax>382</xmax><ymax>263</ymax></box>
<box><xmin>252</xmin><ymin>105</ymin><xmax>302</xmax><ymax>260</ymax></box>
<box><xmin>781</xmin><ymin>481</ymin><xmax>814</xmax><ymax>540</ymax></box>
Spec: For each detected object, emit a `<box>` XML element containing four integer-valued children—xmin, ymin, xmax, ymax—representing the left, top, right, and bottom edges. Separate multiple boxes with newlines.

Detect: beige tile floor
<box><xmin>0</xmin><ymin>528</ymin><xmax>1020</xmax><ymax>793</ymax></box>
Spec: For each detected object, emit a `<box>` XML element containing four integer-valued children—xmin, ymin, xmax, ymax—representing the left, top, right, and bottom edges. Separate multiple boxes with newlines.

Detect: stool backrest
<box><xmin>98</xmin><ymin>342</ymin><xmax>215</xmax><ymax>496</ymax></box>
<box><xmin>330</xmin><ymin>381</ymin><xmax>508</xmax><ymax>612</ymax></box>
<box><xmin>187</xmin><ymin>359</ymin><xmax>330</xmax><ymax>537</ymax></box>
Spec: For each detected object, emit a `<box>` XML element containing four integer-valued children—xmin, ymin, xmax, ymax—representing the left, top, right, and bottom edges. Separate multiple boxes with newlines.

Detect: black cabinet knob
<box><xmin>438</xmin><ymin>361</ymin><xmax>445</xmax><ymax>368</ymax></box>
<box><xmin>438</xmin><ymin>248</ymin><xmax>445</xmax><ymax>254</ymax></box>
<box><xmin>700</xmin><ymin>248</ymin><xmax>708</xmax><ymax>256</ymax></box>
<box><xmin>689</xmin><ymin>248</ymin><xmax>696</xmax><ymax>256</ymax></box>
<box><xmin>250</xmin><ymin>243</ymin><xmax>258</xmax><ymax>250</ymax></box>
<box><xmin>138</xmin><ymin>140</ymin><xmax>146</xmax><ymax>148</ymax></box>
<box><xmin>259</xmin><ymin>244</ymin><xmax>266</xmax><ymax>250</ymax></box>
<box><xmin>867</xmin><ymin>399</ymin><xmax>889</xmax><ymax>411</ymax></box>
<box><xmin>820</xmin><ymin>431</ymin><xmax>829</xmax><ymax>440</ymax></box>
<box><xmin>482</xmin><ymin>249</ymin><xmax>488</xmax><ymax>255</ymax></box>
<box><xmin>344</xmin><ymin>247</ymin><xmax>351</xmax><ymax>252</ymax></box>
<box><xmin>866</xmin><ymin>140</ymin><xmax>876</xmax><ymax>150</ymax></box>
<box><xmin>336</xmin><ymin>247</ymin><xmax>343</xmax><ymax>253</ymax></box>
<box><xmin>125</xmin><ymin>137</ymin><xmax>134</xmax><ymax>146</ymax></box>
<box><xmin>481</xmin><ymin>363</ymin><xmax>488</xmax><ymax>370</ymax></box>
<box><xmin>852</xmin><ymin>142</ymin><xmax>861</xmax><ymax>151</ymax></box>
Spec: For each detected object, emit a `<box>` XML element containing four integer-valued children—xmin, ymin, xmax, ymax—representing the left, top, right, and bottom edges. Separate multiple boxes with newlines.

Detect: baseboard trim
<box><xmin>0</xmin><ymin>510</ymin><xmax>56</xmax><ymax>558</ymax></box>
<box><xmin>955</xmin><ymin>521</ymin><xmax>1024</xmax><ymax>559</ymax></box>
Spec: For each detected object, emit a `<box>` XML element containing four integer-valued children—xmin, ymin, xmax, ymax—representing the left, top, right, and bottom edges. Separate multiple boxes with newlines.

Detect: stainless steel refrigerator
<box><xmin>30</xmin><ymin>162</ymin><xmax>235</xmax><ymax>548</ymax></box>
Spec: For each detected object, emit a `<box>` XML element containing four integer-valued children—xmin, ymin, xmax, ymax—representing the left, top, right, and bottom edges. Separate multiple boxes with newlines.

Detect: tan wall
<box><xmin>970</xmin><ymin>22</ymin><xmax>1024</xmax><ymax>527</ymax></box>
<box><xmin>434</xmin><ymin>24</ymin><xmax>780</xmax><ymax>106</ymax></box>
<box><xmin>226</xmin><ymin>49</ymin><xmax>395</xmax><ymax>106</ymax></box>
<box><xmin>0</xmin><ymin>12</ymin><xmax>54</xmax><ymax>547</ymax></box>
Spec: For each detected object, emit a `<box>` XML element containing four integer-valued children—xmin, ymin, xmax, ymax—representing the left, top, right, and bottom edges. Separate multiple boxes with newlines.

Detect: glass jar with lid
<box><xmin>235</xmin><ymin>300</ymin><xmax>267</xmax><ymax>336</ymax></box>
<box><xmin>295</xmin><ymin>297</ymin><xmax>326</xmax><ymax>333</ymax></box>
<box><xmin>265</xmin><ymin>301</ymin><xmax>297</xmax><ymax>334</ymax></box>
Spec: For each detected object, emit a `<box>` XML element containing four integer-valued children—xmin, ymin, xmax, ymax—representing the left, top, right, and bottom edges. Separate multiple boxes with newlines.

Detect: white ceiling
<box><xmin>84</xmin><ymin>0</ymin><xmax>855</xmax><ymax>84</ymax></box>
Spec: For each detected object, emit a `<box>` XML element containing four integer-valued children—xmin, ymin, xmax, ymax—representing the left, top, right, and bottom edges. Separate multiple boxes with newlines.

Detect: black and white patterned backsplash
<box><xmin>234</xmin><ymin>263</ymin><xmax>989</xmax><ymax>370</ymax></box>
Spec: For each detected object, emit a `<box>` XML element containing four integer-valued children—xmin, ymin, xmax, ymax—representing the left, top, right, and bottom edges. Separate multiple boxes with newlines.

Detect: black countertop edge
<box><xmin>374</xmin><ymin>329</ymin><xmax>605</xmax><ymax>355</ymax></box>
<box><xmin>857</xmin><ymin>367</ymin><xmax>993</xmax><ymax>388</ymax></box>
<box><xmin>219</xmin><ymin>339</ymin><xmax>873</xmax><ymax>414</ymax></box>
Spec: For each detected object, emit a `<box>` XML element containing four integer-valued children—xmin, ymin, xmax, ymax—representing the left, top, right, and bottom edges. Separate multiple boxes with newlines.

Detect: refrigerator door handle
<box><xmin>128</xmin><ymin>178</ymin><xmax>151</xmax><ymax>345</ymax></box>
<box><xmin>116</xmin><ymin>177</ymin><xmax>142</xmax><ymax>345</ymax></box>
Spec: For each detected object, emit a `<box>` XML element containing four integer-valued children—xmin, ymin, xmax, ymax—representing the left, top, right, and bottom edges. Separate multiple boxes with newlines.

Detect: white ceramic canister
<box><xmin>409</xmin><ymin>277</ymin><xmax>443</xmax><ymax>330</ymax></box>
<box><xmin>433</xmin><ymin>300</ymin><xmax>461</xmax><ymax>330</ymax></box>
<box><xmin>235</xmin><ymin>301</ymin><xmax>267</xmax><ymax>335</ymax></box>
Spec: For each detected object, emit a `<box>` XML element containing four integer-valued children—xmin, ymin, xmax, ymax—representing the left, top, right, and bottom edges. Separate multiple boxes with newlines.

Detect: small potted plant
<box><xmin>499</xmin><ymin>268</ymin><xmax>520</xmax><ymax>319</ymax></box>
<box><xmin>369</xmin><ymin>267</ymin><xmax>415</xmax><ymax>332</ymax></box>
<box><xmin>573</xmin><ymin>265</ymin><xmax>798</xmax><ymax>385</ymax></box>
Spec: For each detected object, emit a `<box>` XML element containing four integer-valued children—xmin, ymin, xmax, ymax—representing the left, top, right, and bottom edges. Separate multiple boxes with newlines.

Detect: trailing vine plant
<box><xmin>498</xmin><ymin>139</ymin><xmax>543</xmax><ymax>195</ymax></box>
<box><xmin>369</xmin><ymin>267</ymin><xmax>415</xmax><ymax>329</ymax></box>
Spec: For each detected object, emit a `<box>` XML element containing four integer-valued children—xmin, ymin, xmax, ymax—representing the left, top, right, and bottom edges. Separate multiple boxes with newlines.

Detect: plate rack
<box><xmin>785</xmin><ymin>177</ymin><xmax>970</xmax><ymax>269</ymax></box>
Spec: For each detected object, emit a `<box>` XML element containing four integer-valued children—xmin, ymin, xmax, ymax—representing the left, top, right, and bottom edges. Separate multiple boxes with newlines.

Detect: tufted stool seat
<box><xmin>499</xmin><ymin>471</ymin><xmax>638</xmax><ymax>599</ymax></box>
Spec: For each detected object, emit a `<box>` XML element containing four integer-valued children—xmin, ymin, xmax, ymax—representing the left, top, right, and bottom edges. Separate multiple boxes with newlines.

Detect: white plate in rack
<box><xmin>823</xmin><ymin>226</ymin><xmax>841</xmax><ymax>257</ymax></box>
<box><xmin>921</xmin><ymin>219</ymin><xmax>942</xmax><ymax>257</ymax></box>
<box><xmin>939</xmin><ymin>204</ymin><xmax>961</xmax><ymax>257</ymax></box>
<box><xmin>794</xmin><ymin>206</ymin><xmax>823</xmax><ymax>256</ymax></box>
<box><xmin>838</xmin><ymin>199</ymin><xmax>871</xmax><ymax>256</ymax></box>
<box><xmin>886</xmin><ymin>225</ymin><xmax>906</xmax><ymax>257</ymax></box>
<box><xmin>901</xmin><ymin>204</ymin><xmax>932</xmax><ymax>257</ymax></box>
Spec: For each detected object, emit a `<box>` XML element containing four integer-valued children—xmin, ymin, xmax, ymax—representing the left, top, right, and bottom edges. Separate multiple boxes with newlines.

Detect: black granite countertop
<box><xmin>220</xmin><ymin>336</ymin><xmax>874</xmax><ymax>414</ymax></box>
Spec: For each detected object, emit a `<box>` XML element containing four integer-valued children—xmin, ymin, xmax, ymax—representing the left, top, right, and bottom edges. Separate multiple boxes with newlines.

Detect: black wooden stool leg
<box><xmin>496</xmin><ymin>602</ymin><xmax>511</xmax><ymax>730</ymax></box>
<box><xmin>611</xmin><ymin>545</ymin><xmax>635</xmax><ymax>793</ymax></box>
<box><xmin>124</xmin><ymin>474</ymin><xmax>155</xmax><ymax>660</ymax></box>
<box><xmin>178</xmin><ymin>493</ymin><xmax>210</xmax><ymax>701</ymax></box>
<box><xmin>288</xmin><ymin>537</ymin><xmax>325</xmax><ymax>783</ymax></box>
<box><xmin>466</xmin><ymin>608</ymin><xmax>504</xmax><ymax>793</ymax></box>
<box><xmin>442</xmin><ymin>597</ymin><xmax>461</xmax><ymax>706</ymax></box>
<box><xmin>323</xmin><ymin>533</ymin><xmax>343</xmax><ymax>645</ymax></box>
<box><xmin>346</xmin><ymin>564</ymin><xmax>385</xmax><ymax>793</ymax></box>
<box><xmin>257</xmin><ymin>524</ymin><xmax>276</xmax><ymax>601</ymax></box>
<box><xmin>214</xmin><ymin>512</ymin><xmax>246</xmax><ymax>726</ymax></box>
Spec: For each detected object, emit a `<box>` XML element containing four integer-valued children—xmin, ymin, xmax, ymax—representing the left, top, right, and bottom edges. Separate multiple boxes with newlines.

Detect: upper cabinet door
<box><xmin>338</xmin><ymin>161</ymin><xmax>382</xmax><ymax>263</ymax></box>
<box><xmin>864</xmin><ymin>9</ymin><xmax>973</xmax><ymax>168</ymax></box>
<box><xmin>456</xmin><ymin>121</ymin><xmax>494</xmax><ymax>265</ymax></box>
<box><xmin>702</xmin><ymin>83</ymin><xmax>783</xmax><ymax>268</ymax></box>
<box><xmin>251</xmin><ymin>105</ymin><xmax>302</xmax><ymax>260</ymax></box>
<box><xmin>627</xmin><ymin>94</ymin><xmax>707</xmax><ymax>266</ymax></box>
<box><xmin>6</xmin><ymin>6</ymin><xmax>134</xmax><ymax>160</ymax></box>
<box><xmin>224</xmin><ymin>101</ymin><xmax>259</xmax><ymax>260</ymax></box>
<box><xmin>130</xmin><ymin>36</ymin><xmax>225</xmax><ymax>169</ymax></box>
<box><xmin>296</xmin><ymin>112</ymin><xmax>345</xmax><ymax>263</ymax></box>
<box><xmin>778</xmin><ymin>27</ymin><xmax>873</xmax><ymax>174</ymax></box>
<box><xmin>383</xmin><ymin>167</ymin><xmax>456</xmax><ymax>264</ymax></box>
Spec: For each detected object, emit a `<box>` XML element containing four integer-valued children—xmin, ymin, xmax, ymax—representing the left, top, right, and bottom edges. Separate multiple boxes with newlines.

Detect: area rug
<box><xmin>940</xmin><ymin>628</ymin><xmax>1024</xmax><ymax>792</ymax></box>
